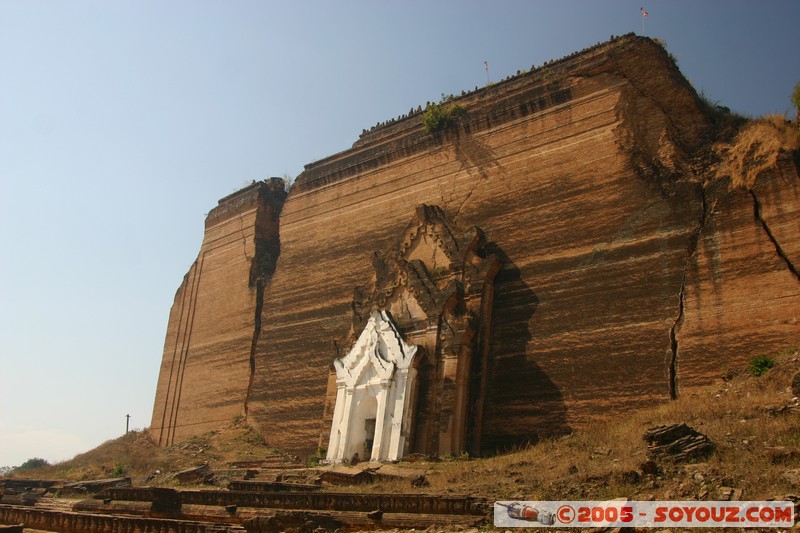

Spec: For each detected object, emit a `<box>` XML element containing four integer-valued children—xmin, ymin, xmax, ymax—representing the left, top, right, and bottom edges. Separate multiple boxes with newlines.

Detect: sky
<box><xmin>1</xmin><ymin>0</ymin><xmax>798</xmax><ymax>468</ymax></box>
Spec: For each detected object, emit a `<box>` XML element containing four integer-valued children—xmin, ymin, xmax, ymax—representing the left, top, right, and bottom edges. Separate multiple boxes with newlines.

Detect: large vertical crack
<box><xmin>243</xmin><ymin>180</ymin><xmax>287</xmax><ymax>420</ymax></box>
<box><xmin>244</xmin><ymin>239</ymin><xmax>283</xmax><ymax>419</ymax></box>
<box><xmin>242</xmin><ymin>210</ymin><xmax>261</xmax><ymax>417</ymax></box>
<box><xmin>668</xmin><ymin>187</ymin><xmax>708</xmax><ymax>400</ymax></box>
<box><xmin>750</xmin><ymin>190</ymin><xmax>800</xmax><ymax>281</ymax></box>
<box><xmin>245</xmin><ymin>277</ymin><xmax>265</xmax><ymax>418</ymax></box>
<box><xmin>667</xmin><ymin>271</ymin><xmax>686</xmax><ymax>400</ymax></box>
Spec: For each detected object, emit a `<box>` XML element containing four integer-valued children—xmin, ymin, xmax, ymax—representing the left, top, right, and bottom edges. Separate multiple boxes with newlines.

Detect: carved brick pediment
<box><xmin>352</xmin><ymin>205</ymin><xmax>501</xmax><ymax>337</ymax></box>
<box><xmin>327</xmin><ymin>204</ymin><xmax>502</xmax><ymax>459</ymax></box>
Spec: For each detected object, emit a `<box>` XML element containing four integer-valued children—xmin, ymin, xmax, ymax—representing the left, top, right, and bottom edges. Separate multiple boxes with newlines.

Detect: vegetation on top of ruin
<box><xmin>421</xmin><ymin>94</ymin><xmax>465</xmax><ymax>134</ymax></box>
<box><xmin>6</xmin><ymin>344</ymin><xmax>799</xmax><ymax>505</ymax></box>
<box><xmin>711</xmin><ymin>114</ymin><xmax>800</xmax><ymax>190</ymax></box>
<box><xmin>281</xmin><ymin>173</ymin><xmax>294</xmax><ymax>192</ymax></box>
<box><xmin>792</xmin><ymin>81</ymin><xmax>800</xmax><ymax>123</ymax></box>
<box><xmin>358</xmin><ymin>33</ymin><xmax>642</xmax><ymax>140</ymax></box>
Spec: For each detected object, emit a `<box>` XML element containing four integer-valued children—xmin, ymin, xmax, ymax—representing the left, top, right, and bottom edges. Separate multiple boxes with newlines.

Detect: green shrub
<box><xmin>749</xmin><ymin>355</ymin><xmax>775</xmax><ymax>376</ymax></box>
<box><xmin>241</xmin><ymin>425</ymin><xmax>267</xmax><ymax>446</ymax></box>
<box><xmin>110</xmin><ymin>463</ymin><xmax>125</xmax><ymax>477</ymax></box>
<box><xmin>422</xmin><ymin>94</ymin><xmax>464</xmax><ymax>134</ymax></box>
<box><xmin>429</xmin><ymin>266</ymin><xmax>448</xmax><ymax>279</ymax></box>
<box><xmin>16</xmin><ymin>457</ymin><xmax>49</xmax><ymax>471</ymax></box>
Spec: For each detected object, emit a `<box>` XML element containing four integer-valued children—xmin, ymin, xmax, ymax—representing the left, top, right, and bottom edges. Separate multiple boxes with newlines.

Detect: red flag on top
<box><xmin>641</xmin><ymin>6</ymin><xmax>648</xmax><ymax>17</ymax></box>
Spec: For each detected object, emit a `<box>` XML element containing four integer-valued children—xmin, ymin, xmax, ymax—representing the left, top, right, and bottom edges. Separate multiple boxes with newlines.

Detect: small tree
<box><xmin>110</xmin><ymin>463</ymin><xmax>125</xmax><ymax>477</ymax></box>
<box><xmin>792</xmin><ymin>81</ymin><xmax>800</xmax><ymax>124</ymax></box>
<box><xmin>749</xmin><ymin>355</ymin><xmax>775</xmax><ymax>377</ymax></box>
<box><xmin>16</xmin><ymin>457</ymin><xmax>50</xmax><ymax>471</ymax></box>
<box><xmin>281</xmin><ymin>172</ymin><xmax>294</xmax><ymax>192</ymax></box>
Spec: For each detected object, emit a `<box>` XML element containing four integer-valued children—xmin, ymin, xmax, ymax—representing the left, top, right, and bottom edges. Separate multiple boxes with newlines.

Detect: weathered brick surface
<box><xmin>678</xmin><ymin>162</ymin><xmax>800</xmax><ymax>389</ymax></box>
<box><xmin>151</xmin><ymin>35</ymin><xmax>800</xmax><ymax>457</ymax></box>
<box><xmin>247</xmin><ymin>36</ymin><xmax>713</xmax><ymax>455</ymax></box>
<box><xmin>150</xmin><ymin>180</ymin><xmax>285</xmax><ymax>446</ymax></box>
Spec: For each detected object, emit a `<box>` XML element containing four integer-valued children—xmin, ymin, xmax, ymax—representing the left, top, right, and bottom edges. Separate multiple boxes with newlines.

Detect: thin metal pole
<box><xmin>641</xmin><ymin>7</ymin><xmax>647</xmax><ymax>35</ymax></box>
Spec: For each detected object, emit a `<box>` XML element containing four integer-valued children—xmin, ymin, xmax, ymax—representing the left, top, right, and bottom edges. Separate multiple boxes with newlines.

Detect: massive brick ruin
<box><xmin>151</xmin><ymin>180</ymin><xmax>286</xmax><ymax>446</ymax></box>
<box><xmin>150</xmin><ymin>35</ymin><xmax>800</xmax><ymax>458</ymax></box>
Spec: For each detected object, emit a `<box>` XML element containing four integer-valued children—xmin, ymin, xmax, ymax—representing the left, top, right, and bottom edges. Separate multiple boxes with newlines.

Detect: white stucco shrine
<box><xmin>325</xmin><ymin>310</ymin><xmax>419</xmax><ymax>463</ymax></box>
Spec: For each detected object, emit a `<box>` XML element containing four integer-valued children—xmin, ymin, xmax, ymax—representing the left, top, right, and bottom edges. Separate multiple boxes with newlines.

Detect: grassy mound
<box><xmin>3</xmin><ymin>420</ymin><xmax>280</xmax><ymax>485</ymax></box>
<box><xmin>713</xmin><ymin>114</ymin><xmax>800</xmax><ymax>189</ymax></box>
<box><xmin>6</xmin><ymin>345</ymin><xmax>799</xmax><ymax>503</ymax></box>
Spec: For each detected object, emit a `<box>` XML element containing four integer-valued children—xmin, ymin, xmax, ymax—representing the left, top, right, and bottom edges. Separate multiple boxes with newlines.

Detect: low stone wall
<box><xmin>0</xmin><ymin>505</ymin><xmax>239</xmax><ymax>533</ymax></box>
<box><xmin>105</xmin><ymin>487</ymin><xmax>488</xmax><ymax>516</ymax></box>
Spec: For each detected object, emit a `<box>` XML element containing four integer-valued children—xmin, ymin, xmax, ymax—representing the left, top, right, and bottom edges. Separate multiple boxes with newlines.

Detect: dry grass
<box><xmin>712</xmin><ymin>114</ymin><xmax>800</xmax><ymax>189</ymax></box>
<box><xmin>332</xmin><ymin>345</ymin><xmax>800</xmax><ymax>502</ymax></box>
<box><xmin>4</xmin><ymin>420</ymin><xmax>281</xmax><ymax>485</ymax></box>
<box><xmin>6</xmin><ymin>347</ymin><xmax>800</xmax><ymax>504</ymax></box>
<box><xmin>4</xmin><ymin>430</ymin><xmax>163</xmax><ymax>482</ymax></box>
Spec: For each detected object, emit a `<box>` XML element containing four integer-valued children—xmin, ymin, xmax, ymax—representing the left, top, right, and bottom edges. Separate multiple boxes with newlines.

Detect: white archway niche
<box><xmin>326</xmin><ymin>311</ymin><xmax>418</xmax><ymax>463</ymax></box>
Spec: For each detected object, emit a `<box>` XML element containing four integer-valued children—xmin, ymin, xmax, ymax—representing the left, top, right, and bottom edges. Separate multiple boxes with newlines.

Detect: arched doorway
<box><xmin>344</xmin><ymin>391</ymin><xmax>378</xmax><ymax>461</ymax></box>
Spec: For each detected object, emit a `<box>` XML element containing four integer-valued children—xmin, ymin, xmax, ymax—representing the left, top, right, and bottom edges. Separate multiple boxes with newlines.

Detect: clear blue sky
<box><xmin>1</xmin><ymin>1</ymin><xmax>798</xmax><ymax>467</ymax></box>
